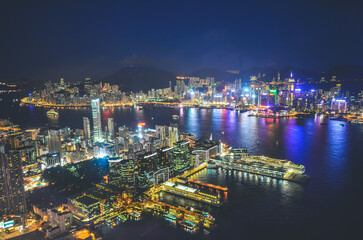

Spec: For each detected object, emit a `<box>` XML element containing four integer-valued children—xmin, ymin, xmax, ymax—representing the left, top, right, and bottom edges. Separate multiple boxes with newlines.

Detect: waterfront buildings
<box><xmin>19</xmin><ymin>72</ymin><xmax>363</xmax><ymax>120</ymax></box>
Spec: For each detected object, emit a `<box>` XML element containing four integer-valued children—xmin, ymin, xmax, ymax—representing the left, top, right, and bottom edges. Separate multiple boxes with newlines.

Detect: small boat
<box><xmin>340</xmin><ymin>123</ymin><xmax>345</xmax><ymax>127</ymax></box>
<box><xmin>164</xmin><ymin>213</ymin><xmax>177</xmax><ymax>223</ymax></box>
<box><xmin>118</xmin><ymin>214</ymin><xmax>127</xmax><ymax>222</ymax></box>
<box><xmin>178</xmin><ymin>220</ymin><xmax>196</xmax><ymax>231</ymax></box>
<box><xmin>172</xmin><ymin>115</ymin><xmax>179</xmax><ymax>120</ymax></box>
<box><xmin>320</xmin><ymin>122</ymin><xmax>328</xmax><ymax>126</ymax></box>
<box><xmin>207</xmin><ymin>160</ymin><xmax>218</xmax><ymax>169</ymax></box>
<box><xmin>46</xmin><ymin>109</ymin><xmax>59</xmax><ymax>117</ymax></box>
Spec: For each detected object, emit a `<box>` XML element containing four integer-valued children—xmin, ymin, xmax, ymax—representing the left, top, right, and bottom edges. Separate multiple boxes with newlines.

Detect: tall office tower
<box><xmin>83</xmin><ymin>117</ymin><xmax>91</xmax><ymax>139</ymax></box>
<box><xmin>157</xmin><ymin>146</ymin><xmax>174</xmax><ymax>173</ymax></box>
<box><xmin>7</xmin><ymin>135</ymin><xmax>20</xmax><ymax>149</ymax></box>
<box><xmin>0</xmin><ymin>152</ymin><xmax>27</xmax><ymax>217</ymax></box>
<box><xmin>287</xmin><ymin>71</ymin><xmax>295</xmax><ymax>106</ymax></box>
<box><xmin>48</xmin><ymin>130</ymin><xmax>62</xmax><ymax>155</ymax></box>
<box><xmin>91</xmin><ymin>98</ymin><xmax>103</xmax><ymax>142</ymax></box>
<box><xmin>168</xmin><ymin>125</ymin><xmax>179</xmax><ymax>147</ymax></box>
<box><xmin>107</xmin><ymin>118</ymin><xmax>115</xmax><ymax>141</ymax></box>
<box><xmin>156</xmin><ymin>125</ymin><xmax>166</xmax><ymax>140</ymax></box>
<box><xmin>172</xmin><ymin>140</ymin><xmax>190</xmax><ymax>173</ymax></box>
<box><xmin>114</xmin><ymin>138</ymin><xmax>119</xmax><ymax>156</ymax></box>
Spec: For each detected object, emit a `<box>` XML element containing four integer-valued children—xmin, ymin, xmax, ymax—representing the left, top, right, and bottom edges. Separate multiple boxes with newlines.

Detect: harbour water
<box><xmin>1</xmin><ymin>94</ymin><xmax>362</xmax><ymax>239</ymax></box>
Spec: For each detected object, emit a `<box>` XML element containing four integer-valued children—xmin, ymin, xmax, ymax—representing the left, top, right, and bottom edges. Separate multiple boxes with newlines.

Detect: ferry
<box><xmin>180</xmin><ymin>206</ymin><xmax>216</xmax><ymax>223</ymax></box>
<box><xmin>178</xmin><ymin>220</ymin><xmax>197</xmax><ymax>232</ymax></box>
<box><xmin>164</xmin><ymin>213</ymin><xmax>177</xmax><ymax>223</ymax></box>
<box><xmin>207</xmin><ymin>160</ymin><xmax>218</xmax><ymax>169</ymax></box>
<box><xmin>203</xmin><ymin>219</ymin><xmax>217</xmax><ymax>229</ymax></box>
<box><xmin>118</xmin><ymin>214</ymin><xmax>127</xmax><ymax>222</ymax></box>
<box><xmin>128</xmin><ymin>211</ymin><xmax>141</xmax><ymax>220</ymax></box>
<box><xmin>46</xmin><ymin>109</ymin><xmax>59</xmax><ymax>117</ymax></box>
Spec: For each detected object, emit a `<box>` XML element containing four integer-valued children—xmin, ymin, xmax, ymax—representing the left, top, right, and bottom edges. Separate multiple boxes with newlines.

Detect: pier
<box><xmin>161</xmin><ymin>181</ymin><xmax>221</xmax><ymax>206</ymax></box>
<box><xmin>187</xmin><ymin>180</ymin><xmax>228</xmax><ymax>197</ymax></box>
<box><xmin>181</xmin><ymin>162</ymin><xmax>207</xmax><ymax>179</ymax></box>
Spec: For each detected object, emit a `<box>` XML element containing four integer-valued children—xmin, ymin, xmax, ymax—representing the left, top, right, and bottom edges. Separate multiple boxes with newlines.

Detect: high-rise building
<box><xmin>91</xmin><ymin>98</ymin><xmax>103</xmax><ymax>142</ymax></box>
<box><xmin>156</xmin><ymin>125</ymin><xmax>166</xmax><ymax>140</ymax></box>
<box><xmin>0</xmin><ymin>152</ymin><xmax>27</xmax><ymax>217</ymax></box>
<box><xmin>157</xmin><ymin>146</ymin><xmax>174</xmax><ymax>172</ymax></box>
<box><xmin>136</xmin><ymin>152</ymin><xmax>157</xmax><ymax>189</ymax></box>
<box><xmin>173</xmin><ymin>140</ymin><xmax>190</xmax><ymax>173</ymax></box>
<box><xmin>83</xmin><ymin>117</ymin><xmax>91</xmax><ymax>139</ymax></box>
<box><xmin>168</xmin><ymin>125</ymin><xmax>179</xmax><ymax>147</ymax></box>
<box><xmin>107</xmin><ymin>118</ymin><xmax>115</xmax><ymax>141</ymax></box>
<box><xmin>156</xmin><ymin>124</ymin><xmax>179</xmax><ymax>147</ymax></box>
<box><xmin>48</xmin><ymin>130</ymin><xmax>62</xmax><ymax>155</ymax></box>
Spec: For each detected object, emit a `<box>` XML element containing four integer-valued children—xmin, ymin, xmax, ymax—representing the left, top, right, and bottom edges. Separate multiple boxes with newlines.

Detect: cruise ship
<box><xmin>46</xmin><ymin>109</ymin><xmax>59</xmax><ymax>117</ymax></box>
<box><xmin>211</xmin><ymin>148</ymin><xmax>310</xmax><ymax>183</ymax></box>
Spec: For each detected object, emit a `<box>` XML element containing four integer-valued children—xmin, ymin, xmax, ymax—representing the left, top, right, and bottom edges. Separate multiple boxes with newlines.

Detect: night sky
<box><xmin>0</xmin><ymin>0</ymin><xmax>362</xmax><ymax>82</ymax></box>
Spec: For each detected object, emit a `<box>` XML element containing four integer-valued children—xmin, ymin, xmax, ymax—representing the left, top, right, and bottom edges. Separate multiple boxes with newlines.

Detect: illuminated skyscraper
<box><xmin>48</xmin><ymin>130</ymin><xmax>62</xmax><ymax>156</ymax></box>
<box><xmin>287</xmin><ymin>70</ymin><xmax>295</xmax><ymax>106</ymax></box>
<box><xmin>168</xmin><ymin>125</ymin><xmax>179</xmax><ymax>147</ymax></box>
<box><xmin>0</xmin><ymin>152</ymin><xmax>27</xmax><ymax>217</ymax></box>
<box><xmin>91</xmin><ymin>98</ymin><xmax>102</xmax><ymax>142</ymax></box>
<box><xmin>173</xmin><ymin>140</ymin><xmax>190</xmax><ymax>173</ymax></box>
<box><xmin>107</xmin><ymin>118</ymin><xmax>115</xmax><ymax>141</ymax></box>
<box><xmin>83</xmin><ymin>117</ymin><xmax>91</xmax><ymax>139</ymax></box>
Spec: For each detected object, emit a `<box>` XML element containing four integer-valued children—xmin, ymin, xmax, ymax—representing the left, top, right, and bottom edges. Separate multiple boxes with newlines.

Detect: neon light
<box><xmin>162</xmin><ymin>147</ymin><xmax>174</xmax><ymax>152</ymax></box>
<box><xmin>4</xmin><ymin>220</ymin><xmax>14</xmax><ymax>228</ymax></box>
<box><xmin>144</xmin><ymin>153</ymin><xmax>157</xmax><ymax>158</ymax></box>
<box><xmin>138</xmin><ymin>122</ymin><xmax>146</xmax><ymax>126</ymax></box>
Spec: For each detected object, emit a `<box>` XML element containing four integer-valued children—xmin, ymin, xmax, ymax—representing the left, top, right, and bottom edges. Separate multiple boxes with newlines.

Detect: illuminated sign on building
<box><xmin>0</xmin><ymin>220</ymin><xmax>14</xmax><ymax>229</ymax></box>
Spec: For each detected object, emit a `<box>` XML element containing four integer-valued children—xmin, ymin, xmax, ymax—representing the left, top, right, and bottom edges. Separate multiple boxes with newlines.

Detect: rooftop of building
<box><xmin>74</xmin><ymin>195</ymin><xmax>99</xmax><ymax>207</ymax></box>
